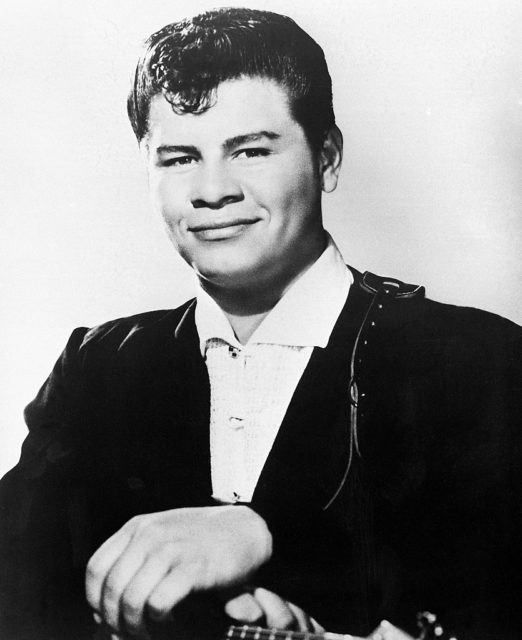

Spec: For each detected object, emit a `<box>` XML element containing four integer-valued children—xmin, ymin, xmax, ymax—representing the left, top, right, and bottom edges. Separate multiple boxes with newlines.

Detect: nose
<box><xmin>190</xmin><ymin>161</ymin><xmax>244</xmax><ymax>210</ymax></box>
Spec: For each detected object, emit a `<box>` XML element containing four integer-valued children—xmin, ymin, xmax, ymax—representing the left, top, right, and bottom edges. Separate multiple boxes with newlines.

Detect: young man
<box><xmin>0</xmin><ymin>8</ymin><xmax>520</xmax><ymax>640</ymax></box>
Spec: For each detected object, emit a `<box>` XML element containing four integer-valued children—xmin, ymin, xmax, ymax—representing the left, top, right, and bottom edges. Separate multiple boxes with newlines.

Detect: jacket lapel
<box><xmin>251</xmin><ymin>273</ymin><xmax>372</xmax><ymax>516</ymax></box>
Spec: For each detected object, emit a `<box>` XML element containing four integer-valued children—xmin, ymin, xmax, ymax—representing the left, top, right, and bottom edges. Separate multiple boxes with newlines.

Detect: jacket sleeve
<box><xmin>0</xmin><ymin>327</ymin><xmax>97</xmax><ymax>640</ymax></box>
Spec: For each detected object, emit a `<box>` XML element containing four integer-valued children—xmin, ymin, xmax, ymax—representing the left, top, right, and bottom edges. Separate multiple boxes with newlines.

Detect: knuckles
<box><xmin>102</xmin><ymin>579</ymin><xmax>121</xmax><ymax>605</ymax></box>
<box><xmin>129</xmin><ymin>513</ymin><xmax>180</xmax><ymax>545</ymax></box>
<box><xmin>85</xmin><ymin>558</ymin><xmax>98</xmax><ymax>583</ymax></box>
<box><xmin>120</xmin><ymin>595</ymin><xmax>144</xmax><ymax>627</ymax></box>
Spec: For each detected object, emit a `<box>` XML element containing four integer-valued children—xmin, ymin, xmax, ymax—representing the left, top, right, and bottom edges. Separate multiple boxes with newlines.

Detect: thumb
<box><xmin>225</xmin><ymin>592</ymin><xmax>264</xmax><ymax>624</ymax></box>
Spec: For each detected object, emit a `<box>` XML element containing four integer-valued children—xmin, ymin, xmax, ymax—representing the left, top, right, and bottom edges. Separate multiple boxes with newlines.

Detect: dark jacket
<box><xmin>1</xmin><ymin>268</ymin><xmax>521</xmax><ymax>640</ymax></box>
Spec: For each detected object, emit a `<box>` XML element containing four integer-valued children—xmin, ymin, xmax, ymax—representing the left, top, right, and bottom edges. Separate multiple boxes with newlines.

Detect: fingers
<box><xmin>226</xmin><ymin>587</ymin><xmax>318</xmax><ymax>632</ymax></box>
<box><xmin>101</xmin><ymin>548</ymin><xmax>153</xmax><ymax>632</ymax></box>
<box><xmin>87</xmin><ymin>526</ymin><xmax>189</xmax><ymax>635</ymax></box>
<box><xmin>117</xmin><ymin>552</ymin><xmax>178</xmax><ymax>635</ymax></box>
<box><xmin>146</xmin><ymin>562</ymin><xmax>199</xmax><ymax>621</ymax></box>
<box><xmin>287</xmin><ymin>601</ymin><xmax>324</xmax><ymax>633</ymax></box>
<box><xmin>370</xmin><ymin>619</ymin><xmax>416</xmax><ymax>640</ymax></box>
<box><xmin>86</xmin><ymin>527</ymin><xmax>133</xmax><ymax>613</ymax></box>
<box><xmin>254</xmin><ymin>588</ymin><xmax>302</xmax><ymax>631</ymax></box>
<box><xmin>86</xmin><ymin>506</ymin><xmax>273</xmax><ymax>636</ymax></box>
<box><xmin>224</xmin><ymin>592</ymin><xmax>264</xmax><ymax>624</ymax></box>
<box><xmin>89</xmin><ymin>544</ymin><xmax>198</xmax><ymax>635</ymax></box>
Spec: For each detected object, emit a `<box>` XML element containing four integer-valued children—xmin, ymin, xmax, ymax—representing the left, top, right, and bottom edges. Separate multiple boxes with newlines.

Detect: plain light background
<box><xmin>1</xmin><ymin>0</ymin><xmax>521</xmax><ymax>476</ymax></box>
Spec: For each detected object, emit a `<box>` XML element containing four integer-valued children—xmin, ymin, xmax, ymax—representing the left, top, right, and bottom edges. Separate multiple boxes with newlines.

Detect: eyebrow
<box><xmin>223</xmin><ymin>131</ymin><xmax>280</xmax><ymax>153</ymax></box>
<box><xmin>156</xmin><ymin>144</ymin><xmax>198</xmax><ymax>156</ymax></box>
<box><xmin>155</xmin><ymin>131</ymin><xmax>280</xmax><ymax>156</ymax></box>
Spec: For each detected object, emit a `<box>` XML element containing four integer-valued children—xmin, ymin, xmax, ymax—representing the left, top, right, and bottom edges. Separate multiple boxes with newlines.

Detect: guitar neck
<box><xmin>225</xmin><ymin>625</ymin><xmax>357</xmax><ymax>640</ymax></box>
<box><xmin>225</xmin><ymin>611</ymin><xmax>450</xmax><ymax>640</ymax></box>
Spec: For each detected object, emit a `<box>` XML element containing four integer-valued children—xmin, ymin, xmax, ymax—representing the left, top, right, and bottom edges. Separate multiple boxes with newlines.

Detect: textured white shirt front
<box><xmin>195</xmin><ymin>235</ymin><xmax>352</xmax><ymax>503</ymax></box>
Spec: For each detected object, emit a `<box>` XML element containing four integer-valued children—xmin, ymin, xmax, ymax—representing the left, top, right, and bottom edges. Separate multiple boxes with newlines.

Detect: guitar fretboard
<box><xmin>226</xmin><ymin>625</ymin><xmax>353</xmax><ymax>640</ymax></box>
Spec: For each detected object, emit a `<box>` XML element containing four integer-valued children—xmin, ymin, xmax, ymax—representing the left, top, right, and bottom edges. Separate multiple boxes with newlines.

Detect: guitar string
<box><xmin>227</xmin><ymin>625</ymin><xmax>332</xmax><ymax>640</ymax></box>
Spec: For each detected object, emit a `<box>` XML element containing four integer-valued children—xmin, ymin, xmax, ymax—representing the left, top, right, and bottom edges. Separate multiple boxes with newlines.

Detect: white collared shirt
<box><xmin>195</xmin><ymin>234</ymin><xmax>352</xmax><ymax>503</ymax></box>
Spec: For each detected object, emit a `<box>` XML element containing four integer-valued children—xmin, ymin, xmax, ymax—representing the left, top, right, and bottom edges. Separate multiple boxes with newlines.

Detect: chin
<box><xmin>195</xmin><ymin>260</ymin><xmax>264</xmax><ymax>290</ymax></box>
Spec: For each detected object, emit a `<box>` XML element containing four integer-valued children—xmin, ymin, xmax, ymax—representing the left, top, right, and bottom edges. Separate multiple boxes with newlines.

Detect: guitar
<box><xmin>225</xmin><ymin>612</ymin><xmax>454</xmax><ymax>640</ymax></box>
<box><xmin>147</xmin><ymin>599</ymin><xmax>455</xmax><ymax>640</ymax></box>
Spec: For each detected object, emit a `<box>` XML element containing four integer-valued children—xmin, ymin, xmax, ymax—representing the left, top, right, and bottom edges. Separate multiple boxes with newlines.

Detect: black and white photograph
<box><xmin>1</xmin><ymin>1</ymin><xmax>521</xmax><ymax>639</ymax></box>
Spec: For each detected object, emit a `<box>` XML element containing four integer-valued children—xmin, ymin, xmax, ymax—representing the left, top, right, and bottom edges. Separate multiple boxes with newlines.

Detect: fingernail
<box><xmin>93</xmin><ymin>612</ymin><xmax>102</xmax><ymax>624</ymax></box>
<box><xmin>148</xmin><ymin>607</ymin><xmax>166</xmax><ymax>621</ymax></box>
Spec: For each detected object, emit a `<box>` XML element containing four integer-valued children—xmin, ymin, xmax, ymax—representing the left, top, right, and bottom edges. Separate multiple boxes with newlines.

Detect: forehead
<box><xmin>145</xmin><ymin>77</ymin><xmax>300</xmax><ymax>146</ymax></box>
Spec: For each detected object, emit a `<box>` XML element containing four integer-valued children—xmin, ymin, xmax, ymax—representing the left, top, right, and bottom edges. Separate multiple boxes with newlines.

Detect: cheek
<box><xmin>152</xmin><ymin>178</ymin><xmax>188</xmax><ymax>222</ymax></box>
<box><xmin>268</xmin><ymin>161</ymin><xmax>319</xmax><ymax>218</ymax></box>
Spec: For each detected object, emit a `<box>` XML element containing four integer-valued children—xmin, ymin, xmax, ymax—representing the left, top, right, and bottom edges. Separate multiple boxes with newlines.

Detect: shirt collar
<box><xmin>195</xmin><ymin>233</ymin><xmax>352</xmax><ymax>355</ymax></box>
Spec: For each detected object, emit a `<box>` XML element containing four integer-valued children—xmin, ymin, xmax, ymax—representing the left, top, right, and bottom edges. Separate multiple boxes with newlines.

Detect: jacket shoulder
<box><xmin>350</xmin><ymin>268</ymin><xmax>521</xmax><ymax>381</ymax></box>
<box><xmin>76</xmin><ymin>301</ymin><xmax>194</xmax><ymax>351</ymax></box>
<box><xmin>353</xmin><ymin>267</ymin><xmax>521</xmax><ymax>336</ymax></box>
<box><xmin>49</xmin><ymin>301</ymin><xmax>197</xmax><ymax>380</ymax></box>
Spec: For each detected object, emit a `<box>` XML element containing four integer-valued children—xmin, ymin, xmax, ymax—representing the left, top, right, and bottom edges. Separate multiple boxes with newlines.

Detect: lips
<box><xmin>189</xmin><ymin>217</ymin><xmax>258</xmax><ymax>232</ymax></box>
<box><xmin>188</xmin><ymin>217</ymin><xmax>260</xmax><ymax>241</ymax></box>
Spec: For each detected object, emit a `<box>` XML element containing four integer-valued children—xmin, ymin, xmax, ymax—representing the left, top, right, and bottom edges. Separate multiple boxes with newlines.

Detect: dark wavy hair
<box><xmin>127</xmin><ymin>8</ymin><xmax>335</xmax><ymax>151</ymax></box>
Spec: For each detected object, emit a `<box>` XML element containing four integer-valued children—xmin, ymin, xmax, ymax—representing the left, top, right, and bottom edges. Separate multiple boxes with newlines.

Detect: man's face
<box><xmin>144</xmin><ymin>77</ymin><xmax>328</xmax><ymax>291</ymax></box>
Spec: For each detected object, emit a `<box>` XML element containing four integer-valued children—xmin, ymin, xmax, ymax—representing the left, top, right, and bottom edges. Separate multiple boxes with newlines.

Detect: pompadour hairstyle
<box><xmin>127</xmin><ymin>8</ymin><xmax>335</xmax><ymax>151</ymax></box>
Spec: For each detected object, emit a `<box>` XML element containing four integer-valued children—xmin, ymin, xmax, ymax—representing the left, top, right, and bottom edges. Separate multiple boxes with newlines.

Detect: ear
<box><xmin>318</xmin><ymin>125</ymin><xmax>343</xmax><ymax>193</ymax></box>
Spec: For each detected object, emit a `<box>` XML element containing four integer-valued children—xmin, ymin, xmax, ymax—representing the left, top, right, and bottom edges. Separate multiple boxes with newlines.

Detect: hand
<box><xmin>368</xmin><ymin>620</ymin><xmax>415</xmax><ymax>640</ymax></box>
<box><xmin>85</xmin><ymin>505</ymin><xmax>272</xmax><ymax>638</ymax></box>
<box><xmin>225</xmin><ymin>591</ymin><xmax>415</xmax><ymax>640</ymax></box>
<box><xmin>224</xmin><ymin>594</ymin><xmax>415</xmax><ymax>639</ymax></box>
<box><xmin>224</xmin><ymin>587</ymin><xmax>324</xmax><ymax>633</ymax></box>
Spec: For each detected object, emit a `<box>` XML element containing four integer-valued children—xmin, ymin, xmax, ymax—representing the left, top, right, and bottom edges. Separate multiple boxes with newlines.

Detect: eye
<box><xmin>234</xmin><ymin>147</ymin><xmax>271</xmax><ymax>160</ymax></box>
<box><xmin>161</xmin><ymin>156</ymin><xmax>197</xmax><ymax>168</ymax></box>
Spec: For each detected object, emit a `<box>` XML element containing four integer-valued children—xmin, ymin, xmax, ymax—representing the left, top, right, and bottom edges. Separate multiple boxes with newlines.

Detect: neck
<box><xmin>200</xmin><ymin>234</ymin><xmax>327</xmax><ymax>344</ymax></box>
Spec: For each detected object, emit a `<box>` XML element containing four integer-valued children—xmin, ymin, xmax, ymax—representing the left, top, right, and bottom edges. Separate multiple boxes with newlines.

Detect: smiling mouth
<box><xmin>188</xmin><ymin>218</ymin><xmax>259</xmax><ymax>241</ymax></box>
<box><xmin>189</xmin><ymin>218</ymin><xmax>257</xmax><ymax>232</ymax></box>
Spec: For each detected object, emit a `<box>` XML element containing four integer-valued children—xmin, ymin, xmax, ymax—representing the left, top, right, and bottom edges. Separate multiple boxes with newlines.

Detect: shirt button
<box><xmin>228</xmin><ymin>346</ymin><xmax>239</xmax><ymax>358</ymax></box>
<box><xmin>228</xmin><ymin>416</ymin><xmax>244</xmax><ymax>429</ymax></box>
